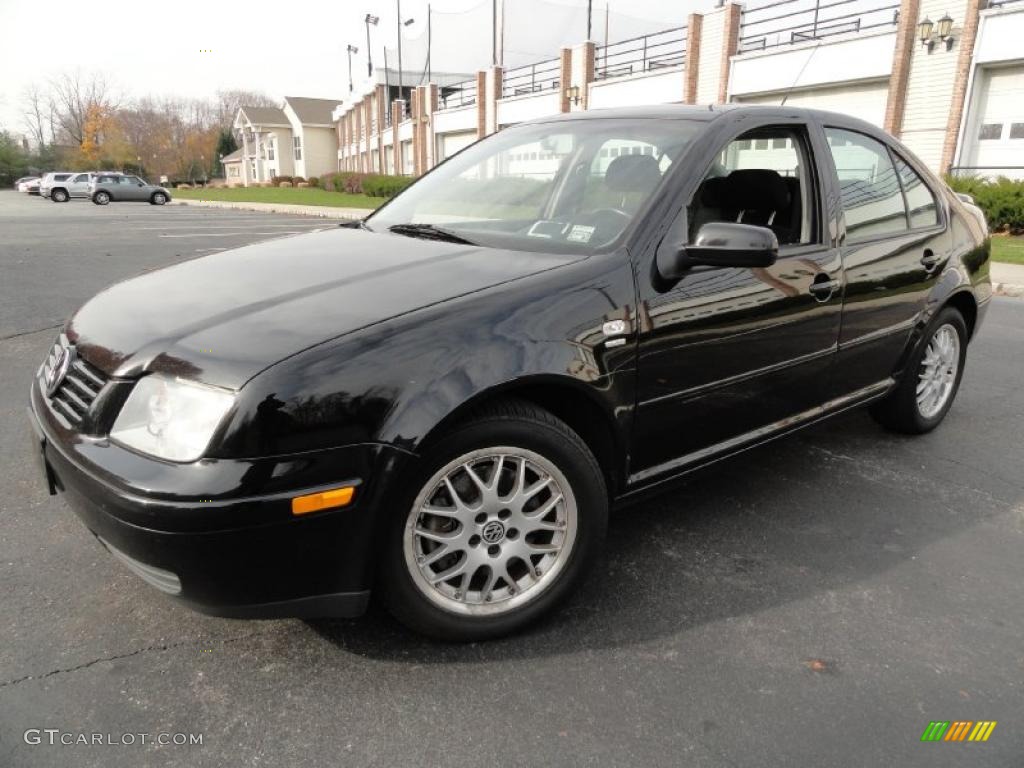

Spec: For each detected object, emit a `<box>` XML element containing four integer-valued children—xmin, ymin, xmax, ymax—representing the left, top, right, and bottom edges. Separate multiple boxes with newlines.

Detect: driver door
<box><xmin>630</xmin><ymin>120</ymin><xmax>844</xmax><ymax>482</ymax></box>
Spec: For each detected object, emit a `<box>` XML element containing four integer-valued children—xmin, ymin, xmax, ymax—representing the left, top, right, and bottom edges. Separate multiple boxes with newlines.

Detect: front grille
<box><xmin>39</xmin><ymin>334</ymin><xmax>110</xmax><ymax>427</ymax></box>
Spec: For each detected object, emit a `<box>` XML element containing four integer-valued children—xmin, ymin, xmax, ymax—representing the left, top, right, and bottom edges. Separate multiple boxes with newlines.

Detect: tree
<box><xmin>215</xmin><ymin>129</ymin><xmax>238</xmax><ymax>176</ymax></box>
<box><xmin>215</xmin><ymin>89</ymin><xmax>276</xmax><ymax>130</ymax></box>
<box><xmin>49</xmin><ymin>71</ymin><xmax>119</xmax><ymax>146</ymax></box>
<box><xmin>0</xmin><ymin>131</ymin><xmax>30</xmax><ymax>185</ymax></box>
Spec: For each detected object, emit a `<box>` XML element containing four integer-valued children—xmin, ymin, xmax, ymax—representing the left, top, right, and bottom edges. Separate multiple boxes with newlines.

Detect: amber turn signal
<box><xmin>291</xmin><ymin>486</ymin><xmax>355</xmax><ymax>515</ymax></box>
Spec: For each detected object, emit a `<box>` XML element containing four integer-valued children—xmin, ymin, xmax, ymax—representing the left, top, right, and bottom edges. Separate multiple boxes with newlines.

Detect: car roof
<box><xmin>521</xmin><ymin>103</ymin><xmax>884</xmax><ymax>136</ymax></box>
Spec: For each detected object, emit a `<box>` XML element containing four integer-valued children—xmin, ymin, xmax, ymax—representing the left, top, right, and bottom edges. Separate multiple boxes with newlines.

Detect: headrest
<box><xmin>605</xmin><ymin>154</ymin><xmax>662</xmax><ymax>194</ymax></box>
<box><xmin>725</xmin><ymin>169</ymin><xmax>790</xmax><ymax>211</ymax></box>
<box><xmin>699</xmin><ymin>176</ymin><xmax>727</xmax><ymax>207</ymax></box>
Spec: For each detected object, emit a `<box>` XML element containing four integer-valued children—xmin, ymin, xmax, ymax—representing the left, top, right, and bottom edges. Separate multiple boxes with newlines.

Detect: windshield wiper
<box><xmin>388</xmin><ymin>223</ymin><xmax>478</xmax><ymax>246</ymax></box>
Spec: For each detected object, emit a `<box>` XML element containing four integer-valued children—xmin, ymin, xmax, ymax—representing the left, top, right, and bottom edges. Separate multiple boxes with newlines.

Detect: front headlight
<box><xmin>110</xmin><ymin>375</ymin><xmax>235</xmax><ymax>462</ymax></box>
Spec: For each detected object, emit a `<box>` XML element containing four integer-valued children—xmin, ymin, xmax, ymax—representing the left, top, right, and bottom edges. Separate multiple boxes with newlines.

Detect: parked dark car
<box><xmin>90</xmin><ymin>173</ymin><xmax>171</xmax><ymax>205</ymax></box>
<box><xmin>28</xmin><ymin>106</ymin><xmax>991</xmax><ymax>640</ymax></box>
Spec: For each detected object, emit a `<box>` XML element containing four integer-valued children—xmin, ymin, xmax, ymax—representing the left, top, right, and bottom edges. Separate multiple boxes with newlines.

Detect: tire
<box><xmin>380</xmin><ymin>399</ymin><xmax>608</xmax><ymax>641</ymax></box>
<box><xmin>870</xmin><ymin>306</ymin><xmax>968</xmax><ymax>434</ymax></box>
<box><xmin>151</xmin><ymin>192</ymin><xmax>167</xmax><ymax>205</ymax></box>
<box><xmin>93</xmin><ymin>191</ymin><xmax>110</xmax><ymax>205</ymax></box>
<box><xmin>51</xmin><ymin>188</ymin><xmax>69</xmax><ymax>203</ymax></box>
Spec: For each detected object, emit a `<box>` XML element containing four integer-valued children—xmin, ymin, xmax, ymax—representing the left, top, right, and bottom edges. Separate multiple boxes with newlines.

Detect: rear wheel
<box><xmin>93</xmin><ymin>191</ymin><xmax>110</xmax><ymax>205</ymax></box>
<box><xmin>51</xmin><ymin>188</ymin><xmax>69</xmax><ymax>203</ymax></box>
<box><xmin>870</xmin><ymin>306</ymin><xmax>968</xmax><ymax>434</ymax></box>
<box><xmin>151</xmin><ymin>192</ymin><xmax>167</xmax><ymax>205</ymax></box>
<box><xmin>381</xmin><ymin>400</ymin><xmax>608</xmax><ymax>640</ymax></box>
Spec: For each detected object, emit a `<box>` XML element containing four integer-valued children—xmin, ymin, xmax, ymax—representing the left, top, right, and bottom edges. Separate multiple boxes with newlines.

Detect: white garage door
<box><xmin>963</xmin><ymin>65</ymin><xmax>1024</xmax><ymax>179</ymax></box>
<box><xmin>437</xmin><ymin>131</ymin><xmax>478</xmax><ymax>162</ymax></box>
<box><xmin>734</xmin><ymin>80</ymin><xmax>889</xmax><ymax>127</ymax></box>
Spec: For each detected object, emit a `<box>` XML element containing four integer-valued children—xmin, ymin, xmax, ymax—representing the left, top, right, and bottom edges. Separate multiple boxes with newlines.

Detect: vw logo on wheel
<box><xmin>46</xmin><ymin>346</ymin><xmax>74</xmax><ymax>397</ymax></box>
<box><xmin>481</xmin><ymin>520</ymin><xmax>506</xmax><ymax>544</ymax></box>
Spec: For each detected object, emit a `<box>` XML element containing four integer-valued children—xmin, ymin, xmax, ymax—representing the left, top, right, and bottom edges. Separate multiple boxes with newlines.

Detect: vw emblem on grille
<box><xmin>481</xmin><ymin>520</ymin><xmax>506</xmax><ymax>544</ymax></box>
<box><xmin>46</xmin><ymin>346</ymin><xmax>74</xmax><ymax>397</ymax></box>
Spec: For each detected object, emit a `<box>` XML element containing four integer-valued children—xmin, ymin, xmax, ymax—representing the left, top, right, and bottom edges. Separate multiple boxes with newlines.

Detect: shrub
<box><xmin>257</xmin><ymin>181</ymin><xmax>273</xmax><ymax>188</ymax></box>
<box><xmin>292</xmin><ymin>176</ymin><xmax>307</xmax><ymax>185</ymax></box>
<box><xmin>945</xmin><ymin>175</ymin><xmax>1024</xmax><ymax>234</ymax></box>
<box><xmin>270</xmin><ymin>175</ymin><xmax>293</xmax><ymax>186</ymax></box>
<box><xmin>278</xmin><ymin>181</ymin><xmax>292</xmax><ymax>188</ymax></box>
<box><xmin>296</xmin><ymin>182</ymin><xmax>310</xmax><ymax>188</ymax></box>
<box><xmin>361</xmin><ymin>174</ymin><xmax>414</xmax><ymax>199</ymax></box>
<box><xmin>177</xmin><ymin>183</ymin><xmax>192</xmax><ymax>190</ymax></box>
<box><xmin>307</xmin><ymin>176</ymin><xmax>319</xmax><ymax>187</ymax></box>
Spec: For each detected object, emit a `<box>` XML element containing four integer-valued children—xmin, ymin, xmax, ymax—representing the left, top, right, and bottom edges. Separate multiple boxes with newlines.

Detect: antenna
<box><xmin>780</xmin><ymin>41</ymin><xmax>822</xmax><ymax>106</ymax></box>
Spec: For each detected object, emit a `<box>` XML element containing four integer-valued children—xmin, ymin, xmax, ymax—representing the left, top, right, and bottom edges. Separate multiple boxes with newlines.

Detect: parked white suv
<box><xmin>39</xmin><ymin>172</ymin><xmax>75</xmax><ymax>199</ymax></box>
<box><xmin>48</xmin><ymin>172</ymin><xmax>96</xmax><ymax>202</ymax></box>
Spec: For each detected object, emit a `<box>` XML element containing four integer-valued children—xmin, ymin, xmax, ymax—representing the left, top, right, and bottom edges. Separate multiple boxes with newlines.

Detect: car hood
<box><xmin>68</xmin><ymin>227</ymin><xmax>581</xmax><ymax>389</ymax></box>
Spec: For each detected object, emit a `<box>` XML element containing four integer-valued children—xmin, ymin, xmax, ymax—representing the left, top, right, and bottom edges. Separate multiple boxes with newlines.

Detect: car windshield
<box><xmin>366</xmin><ymin>118</ymin><xmax>704</xmax><ymax>254</ymax></box>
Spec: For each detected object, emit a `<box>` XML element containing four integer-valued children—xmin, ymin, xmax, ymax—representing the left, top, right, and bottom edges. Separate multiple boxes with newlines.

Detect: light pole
<box><xmin>365</xmin><ymin>14</ymin><xmax>379</xmax><ymax>78</ymax></box>
<box><xmin>346</xmin><ymin>44</ymin><xmax>359</xmax><ymax>93</ymax></box>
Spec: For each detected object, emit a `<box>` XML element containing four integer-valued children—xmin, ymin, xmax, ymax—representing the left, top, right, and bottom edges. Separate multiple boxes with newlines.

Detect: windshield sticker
<box><xmin>567</xmin><ymin>225</ymin><xmax>596</xmax><ymax>243</ymax></box>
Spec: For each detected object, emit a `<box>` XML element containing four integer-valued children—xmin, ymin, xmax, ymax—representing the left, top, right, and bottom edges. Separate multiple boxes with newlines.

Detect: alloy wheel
<box><xmin>916</xmin><ymin>323</ymin><xmax>960</xmax><ymax>419</ymax></box>
<box><xmin>404</xmin><ymin>447</ymin><xmax>578</xmax><ymax>616</ymax></box>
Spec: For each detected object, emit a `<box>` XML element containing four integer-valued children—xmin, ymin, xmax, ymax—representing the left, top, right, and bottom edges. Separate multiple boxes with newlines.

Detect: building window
<box><xmin>267</xmin><ymin>142</ymin><xmax>275</xmax><ymax>161</ymax></box>
<box><xmin>293</xmin><ymin>136</ymin><xmax>302</xmax><ymax>161</ymax></box>
<box><xmin>978</xmin><ymin>123</ymin><xmax>1002</xmax><ymax>140</ymax></box>
<box><xmin>1010</xmin><ymin>123</ymin><xmax>1024</xmax><ymax>140</ymax></box>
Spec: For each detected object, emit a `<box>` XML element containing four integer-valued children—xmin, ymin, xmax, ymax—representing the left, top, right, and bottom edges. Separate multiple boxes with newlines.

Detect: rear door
<box><xmin>68</xmin><ymin>173</ymin><xmax>90</xmax><ymax>197</ymax></box>
<box><xmin>819</xmin><ymin>126</ymin><xmax>947</xmax><ymax>395</ymax></box>
<box><xmin>630</xmin><ymin>118</ymin><xmax>844</xmax><ymax>482</ymax></box>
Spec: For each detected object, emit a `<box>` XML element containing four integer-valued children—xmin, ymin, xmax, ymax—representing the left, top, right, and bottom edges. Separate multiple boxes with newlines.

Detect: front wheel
<box><xmin>151</xmin><ymin>192</ymin><xmax>167</xmax><ymax>205</ymax></box>
<box><xmin>870</xmin><ymin>306</ymin><xmax>968</xmax><ymax>434</ymax></box>
<box><xmin>381</xmin><ymin>400</ymin><xmax>608</xmax><ymax>640</ymax></box>
<box><xmin>51</xmin><ymin>189</ymin><xmax>69</xmax><ymax>202</ymax></box>
<box><xmin>93</xmin><ymin>191</ymin><xmax>110</xmax><ymax>205</ymax></box>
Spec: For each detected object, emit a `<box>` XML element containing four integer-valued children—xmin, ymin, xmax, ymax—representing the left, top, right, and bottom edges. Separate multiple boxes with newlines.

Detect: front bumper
<box><xmin>28</xmin><ymin>380</ymin><xmax>409</xmax><ymax>619</ymax></box>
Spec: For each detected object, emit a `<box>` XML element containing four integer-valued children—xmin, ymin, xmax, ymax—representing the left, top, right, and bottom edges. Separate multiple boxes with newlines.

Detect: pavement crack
<box><xmin>0</xmin><ymin>630</ymin><xmax>265</xmax><ymax>689</ymax></box>
<box><xmin>0</xmin><ymin>323</ymin><xmax>62</xmax><ymax>341</ymax></box>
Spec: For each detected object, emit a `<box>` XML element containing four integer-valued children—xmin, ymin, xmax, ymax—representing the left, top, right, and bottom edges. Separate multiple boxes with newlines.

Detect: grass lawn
<box><xmin>991</xmin><ymin>235</ymin><xmax>1024</xmax><ymax>265</ymax></box>
<box><xmin>173</xmin><ymin>186</ymin><xmax>385</xmax><ymax>210</ymax></box>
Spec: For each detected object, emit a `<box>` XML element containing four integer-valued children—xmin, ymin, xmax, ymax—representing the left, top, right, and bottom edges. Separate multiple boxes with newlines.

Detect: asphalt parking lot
<box><xmin>1</xmin><ymin>189</ymin><xmax>1022</xmax><ymax>767</ymax></box>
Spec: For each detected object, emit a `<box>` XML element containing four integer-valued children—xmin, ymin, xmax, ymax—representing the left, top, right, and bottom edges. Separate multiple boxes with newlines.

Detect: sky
<box><xmin>0</xmin><ymin>0</ymin><xmax>716</xmax><ymax>137</ymax></box>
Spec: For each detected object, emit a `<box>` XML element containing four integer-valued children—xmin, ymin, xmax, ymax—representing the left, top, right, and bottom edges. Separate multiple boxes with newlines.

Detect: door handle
<box><xmin>921</xmin><ymin>249</ymin><xmax>941</xmax><ymax>270</ymax></box>
<box><xmin>808</xmin><ymin>276</ymin><xmax>840</xmax><ymax>300</ymax></box>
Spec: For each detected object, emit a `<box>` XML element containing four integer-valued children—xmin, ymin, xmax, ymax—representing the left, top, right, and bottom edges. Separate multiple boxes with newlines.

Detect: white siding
<box><xmin>734</xmin><ymin>80</ymin><xmax>890</xmax><ymax>127</ymax></box>
<box><xmin>588</xmin><ymin>67</ymin><xmax>684</xmax><ymax>109</ymax></box>
<box><xmin>696</xmin><ymin>8</ymin><xmax>725</xmax><ymax>104</ymax></box>
<box><xmin>900</xmin><ymin>0</ymin><xmax>971</xmax><ymax>170</ymax></box>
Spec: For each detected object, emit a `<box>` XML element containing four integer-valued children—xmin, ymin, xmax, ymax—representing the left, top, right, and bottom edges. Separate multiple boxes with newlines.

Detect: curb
<box><xmin>993</xmin><ymin>282</ymin><xmax>1024</xmax><ymax>298</ymax></box>
<box><xmin>169</xmin><ymin>199</ymin><xmax>367</xmax><ymax>220</ymax></box>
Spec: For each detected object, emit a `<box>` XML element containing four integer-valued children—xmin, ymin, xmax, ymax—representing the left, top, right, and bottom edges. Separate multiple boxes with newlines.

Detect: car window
<box><xmin>73</xmin><ymin>174</ymin><xmax>88</xmax><ymax>182</ymax></box>
<box><xmin>55</xmin><ymin>174</ymin><xmax>71</xmax><ymax>181</ymax></box>
<box><xmin>368</xmin><ymin>118</ymin><xmax>703</xmax><ymax>254</ymax></box>
<box><xmin>893</xmin><ymin>155</ymin><xmax>939</xmax><ymax>228</ymax></box>
<box><xmin>123</xmin><ymin>176</ymin><xmax>140</xmax><ymax>185</ymax></box>
<box><xmin>687</xmin><ymin>125</ymin><xmax>817</xmax><ymax>246</ymax></box>
<box><xmin>825</xmin><ymin>128</ymin><xmax>907</xmax><ymax>242</ymax></box>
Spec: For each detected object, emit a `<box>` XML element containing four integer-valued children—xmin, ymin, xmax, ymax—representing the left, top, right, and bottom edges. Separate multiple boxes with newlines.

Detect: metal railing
<box><xmin>948</xmin><ymin>165</ymin><xmax>1024</xmax><ymax>177</ymax></box>
<box><xmin>989</xmin><ymin>0</ymin><xmax>1024</xmax><ymax>7</ymax></box>
<box><xmin>739</xmin><ymin>0</ymin><xmax>900</xmax><ymax>52</ymax></box>
<box><xmin>595</xmin><ymin>25</ymin><xmax>687</xmax><ymax>81</ymax></box>
<box><xmin>502</xmin><ymin>56</ymin><xmax>561</xmax><ymax>98</ymax></box>
<box><xmin>440</xmin><ymin>79</ymin><xmax>478</xmax><ymax>109</ymax></box>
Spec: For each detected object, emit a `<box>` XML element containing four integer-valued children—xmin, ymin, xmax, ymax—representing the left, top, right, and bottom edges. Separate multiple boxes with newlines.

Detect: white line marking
<box><xmin>157</xmin><ymin>231</ymin><xmax>304</xmax><ymax>238</ymax></box>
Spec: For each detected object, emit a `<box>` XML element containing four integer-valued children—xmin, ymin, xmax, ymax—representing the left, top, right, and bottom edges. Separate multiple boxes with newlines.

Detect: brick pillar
<box><xmin>559</xmin><ymin>48</ymin><xmax>572</xmax><ymax>112</ymax></box>
<box><xmin>719</xmin><ymin>3</ymin><xmax>741</xmax><ymax>103</ymax></box>
<box><xmin>353</xmin><ymin>106</ymin><xmax>363</xmax><ymax>173</ymax></box>
<box><xmin>484</xmin><ymin>66</ymin><xmax>503</xmax><ymax>134</ymax></box>
<box><xmin>392</xmin><ymin>100</ymin><xmax>405</xmax><ymax>175</ymax></box>
<box><xmin>578</xmin><ymin>42</ymin><xmax>595</xmax><ymax>110</ymax></box>
<box><xmin>475</xmin><ymin>70</ymin><xmax>487</xmax><ymax>138</ymax></box>
<box><xmin>376</xmin><ymin>85</ymin><xmax>387</xmax><ymax>174</ymax></box>
<box><xmin>941</xmin><ymin>0</ymin><xmax>984</xmax><ymax>174</ymax></box>
<box><xmin>363</xmin><ymin>97</ymin><xmax>373</xmax><ymax>173</ymax></box>
<box><xmin>884</xmin><ymin>0</ymin><xmax>920</xmax><ymax>136</ymax></box>
<box><xmin>412</xmin><ymin>86</ymin><xmax>425</xmax><ymax>176</ymax></box>
<box><xmin>424</xmin><ymin>83</ymin><xmax>438</xmax><ymax>172</ymax></box>
<box><xmin>684</xmin><ymin>13</ymin><xmax>703</xmax><ymax>104</ymax></box>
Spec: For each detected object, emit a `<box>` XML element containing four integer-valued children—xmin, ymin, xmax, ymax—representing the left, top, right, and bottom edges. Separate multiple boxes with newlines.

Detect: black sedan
<box><xmin>28</xmin><ymin>105</ymin><xmax>991</xmax><ymax>640</ymax></box>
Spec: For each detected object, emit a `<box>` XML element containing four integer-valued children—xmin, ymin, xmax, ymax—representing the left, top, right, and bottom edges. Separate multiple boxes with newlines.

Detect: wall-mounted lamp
<box><xmin>918</xmin><ymin>13</ymin><xmax>955</xmax><ymax>52</ymax></box>
<box><xmin>564</xmin><ymin>85</ymin><xmax>581</xmax><ymax>106</ymax></box>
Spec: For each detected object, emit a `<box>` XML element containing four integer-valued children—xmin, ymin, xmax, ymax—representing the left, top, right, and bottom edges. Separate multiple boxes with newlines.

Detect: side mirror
<box><xmin>658</xmin><ymin>222</ymin><xmax>779</xmax><ymax>280</ymax></box>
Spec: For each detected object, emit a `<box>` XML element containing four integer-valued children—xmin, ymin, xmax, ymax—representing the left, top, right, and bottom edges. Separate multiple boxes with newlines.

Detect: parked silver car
<box><xmin>39</xmin><ymin>172</ymin><xmax>75</xmax><ymax>199</ymax></box>
<box><xmin>49</xmin><ymin>172</ymin><xmax>97</xmax><ymax>202</ymax></box>
<box><xmin>90</xmin><ymin>174</ymin><xmax>171</xmax><ymax>205</ymax></box>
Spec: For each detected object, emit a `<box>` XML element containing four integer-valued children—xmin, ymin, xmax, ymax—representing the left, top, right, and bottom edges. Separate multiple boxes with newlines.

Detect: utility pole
<box><xmin>365</xmin><ymin>14</ymin><xmax>379</xmax><ymax>78</ymax></box>
<box><xmin>492</xmin><ymin>0</ymin><xmax>497</xmax><ymax>66</ymax></box>
<box><xmin>347</xmin><ymin>44</ymin><xmax>359</xmax><ymax>93</ymax></box>
<box><xmin>397</xmin><ymin>0</ymin><xmax>404</xmax><ymax>105</ymax></box>
<box><xmin>587</xmin><ymin>0</ymin><xmax>592</xmax><ymax>40</ymax></box>
<box><xmin>427</xmin><ymin>4</ymin><xmax>432</xmax><ymax>85</ymax></box>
